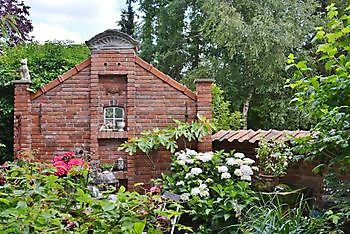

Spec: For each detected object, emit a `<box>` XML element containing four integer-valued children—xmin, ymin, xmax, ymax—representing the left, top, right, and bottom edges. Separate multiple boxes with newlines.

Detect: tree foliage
<box><xmin>289</xmin><ymin>4</ymin><xmax>350</xmax><ymax>225</ymax></box>
<box><xmin>212</xmin><ymin>84</ymin><xmax>243</xmax><ymax>131</ymax></box>
<box><xmin>136</xmin><ymin>0</ymin><xmax>322</xmax><ymax>129</ymax></box>
<box><xmin>196</xmin><ymin>0</ymin><xmax>320</xmax><ymax>129</ymax></box>
<box><xmin>119</xmin><ymin>0</ymin><xmax>137</xmax><ymax>37</ymax></box>
<box><xmin>0</xmin><ymin>0</ymin><xmax>33</xmax><ymax>45</ymax></box>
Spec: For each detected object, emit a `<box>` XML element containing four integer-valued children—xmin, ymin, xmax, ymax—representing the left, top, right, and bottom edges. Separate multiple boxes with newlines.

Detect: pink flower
<box><xmin>149</xmin><ymin>186</ymin><xmax>160</xmax><ymax>193</ymax></box>
<box><xmin>68</xmin><ymin>158</ymin><xmax>86</xmax><ymax>169</ymax></box>
<box><xmin>52</xmin><ymin>156</ymin><xmax>64</xmax><ymax>164</ymax></box>
<box><xmin>64</xmin><ymin>151</ymin><xmax>75</xmax><ymax>158</ymax></box>
<box><xmin>53</xmin><ymin>161</ymin><xmax>69</xmax><ymax>176</ymax></box>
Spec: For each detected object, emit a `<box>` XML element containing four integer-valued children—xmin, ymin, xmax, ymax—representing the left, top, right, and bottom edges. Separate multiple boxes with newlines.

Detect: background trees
<box><xmin>135</xmin><ymin>0</ymin><xmax>322</xmax><ymax>130</ymax></box>
<box><xmin>0</xmin><ymin>0</ymin><xmax>33</xmax><ymax>45</ymax></box>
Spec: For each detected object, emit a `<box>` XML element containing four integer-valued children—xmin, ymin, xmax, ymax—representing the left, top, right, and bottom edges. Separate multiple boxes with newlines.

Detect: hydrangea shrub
<box><xmin>163</xmin><ymin>149</ymin><xmax>258</xmax><ymax>232</ymax></box>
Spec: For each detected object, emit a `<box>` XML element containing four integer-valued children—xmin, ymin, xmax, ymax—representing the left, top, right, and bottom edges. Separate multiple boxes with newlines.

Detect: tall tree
<box><xmin>197</xmin><ymin>0</ymin><xmax>321</xmax><ymax>129</ymax></box>
<box><xmin>119</xmin><ymin>0</ymin><xmax>137</xmax><ymax>37</ymax></box>
<box><xmin>138</xmin><ymin>0</ymin><xmax>207</xmax><ymax>81</ymax></box>
<box><xmin>0</xmin><ymin>0</ymin><xmax>33</xmax><ymax>45</ymax></box>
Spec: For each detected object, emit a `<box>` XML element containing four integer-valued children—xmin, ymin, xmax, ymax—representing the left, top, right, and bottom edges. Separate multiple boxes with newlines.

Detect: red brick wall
<box><xmin>13</xmin><ymin>47</ymin><xmax>210</xmax><ymax>190</ymax></box>
<box><xmin>31</xmin><ymin>67</ymin><xmax>91</xmax><ymax>161</ymax></box>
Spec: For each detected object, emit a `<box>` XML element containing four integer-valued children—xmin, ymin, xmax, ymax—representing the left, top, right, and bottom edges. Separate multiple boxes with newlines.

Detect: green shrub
<box><xmin>163</xmin><ymin>149</ymin><xmax>257</xmax><ymax>233</ymax></box>
<box><xmin>0</xmin><ymin>156</ymin><xmax>183</xmax><ymax>233</ymax></box>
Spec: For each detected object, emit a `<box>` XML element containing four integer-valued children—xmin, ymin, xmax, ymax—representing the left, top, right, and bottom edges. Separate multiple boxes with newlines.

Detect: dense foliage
<box><xmin>0</xmin><ymin>155</ymin><xmax>183</xmax><ymax>233</ymax></box>
<box><xmin>119</xmin><ymin>0</ymin><xmax>137</xmax><ymax>37</ymax></box>
<box><xmin>289</xmin><ymin>4</ymin><xmax>350</xmax><ymax>227</ymax></box>
<box><xmin>0</xmin><ymin>42</ymin><xmax>89</xmax><ymax>162</ymax></box>
<box><xmin>163</xmin><ymin>149</ymin><xmax>257</xmax><ymax>233</ymax></box>
<box><xmin>212</xmin><ymin>84</ymin><xmax>244</xmax><ymax>131</ymax></box>
<box><xmin>134</xmin><ymin>0</ymin><xmax>322</xmax><ymax>130</ymax></box>
<box><xmin>0</xmin><ymin>0</ymin><xmax>33</xmax><ymax>45</ymax></box>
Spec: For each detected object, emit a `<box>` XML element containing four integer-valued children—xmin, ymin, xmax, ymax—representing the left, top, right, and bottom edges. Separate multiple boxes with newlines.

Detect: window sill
<box><xmin>97</xmin><ymin>131</ymin><xmax>128</xmax><ymax>139</ymax></box>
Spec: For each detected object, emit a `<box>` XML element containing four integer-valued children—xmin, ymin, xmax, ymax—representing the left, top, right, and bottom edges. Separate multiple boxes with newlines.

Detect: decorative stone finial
<box><xmin>19</xmin><ymin>58</ymin><xmax>31</xmax><ymax>82</ymax></box>
<box><xmin>85</xmin><ymin>29</ymin><xmax>138</xmax><ymax>51</ymax></box>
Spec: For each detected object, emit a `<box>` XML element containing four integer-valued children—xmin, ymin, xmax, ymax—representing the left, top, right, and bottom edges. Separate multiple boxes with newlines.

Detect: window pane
<box><xmin>105</xmin><ymin>119</ymin><xmax>114</xmax><ymax>128</ymax></box>
<box><xmin>105</xmin><ymin>108</ymin><xmax>114</xmax><ymax>118</ymax></box>
<box><xmin>115</xmin><ymin>108</ymin><xmax>124</xmax><ymax>118</ymax></box>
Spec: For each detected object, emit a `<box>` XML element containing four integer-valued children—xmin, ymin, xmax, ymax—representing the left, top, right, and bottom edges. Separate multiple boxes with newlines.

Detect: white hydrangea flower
<box><xmin>176</xmin><ymin>181</ymin><xmax>185</xmax><ymax>186</ymax></box>
<box><xmin>252</xmin><ymin>166</ymin><xmax>259</xmax><ymax>171</ymax></box>
<box><xmin>234</xmin><ymin>169</ymin><xmax>243</xmax><ymax>177</ymax></box>
<box><xmin>196</xmin><ymin>152</ymin><xmax>213</xmax><ymax>162</ymax></box>
<box><xmin>190</xmin><ymin>167</ymin><xmax>203</xmax><ymax>176</ymax></box>
<box><xmin>177</xmin><ymin>160</ymin><xmax>186</xmax><ymax>166</ymax></box>
<box><xmin>221</xmin><ymin>172</ymin><xmax>231</xmax><ymax>179</ymax></box>
<box><xmin>180</xmin><ymin>193</ymin><xmax>190</xmax><ymax>201</ymax></box>
<box><xmin>205</xmin><ymin>178</ymin><xmax>213</xmax><ymax>183</ymax></box>
<box><xmin>185</xmin><ymin>148</ymin><xmax>197</xmax><ymax>156</ymax></box>
<box><xmin>191</xmin><ymin>184</ymin><xmax>209</xmax><ymax>197</ymax></box>
<box><xmin>240</xmin><ymin>165</ymin><xmax>253</xmax><ymax>176</ymax></box>
<box><xmin>234</xmin><ymin>152</ymin><xmax>245</xmax><ymax>159</ymax></box>
<box><xmin>226</xmin><ymin>157</ymin><xmax>235</xmax><ymax>166</ymax></box>
<box><xmin>198</xmin><ymin>184</ymin><xmax>209</xmax><ymax>197</ymax></box>
<box><xmin>241</xmin><ymin>175</ymin><xmax>252</xmax><ymax>181</ymax></box>
<box><xmin>218</xmin><ymin>165</ymin><xmax>228</xmax><ymax>173</ymax></box>
<box><xmin>243</xmin><ymin>158</ymin><xmax>255</xmax><ymax>165</ymax></box>
<box><xmin>191</xmin><ymin>187</ymin><xmax>201</xmax><ymax>196</ymax></box>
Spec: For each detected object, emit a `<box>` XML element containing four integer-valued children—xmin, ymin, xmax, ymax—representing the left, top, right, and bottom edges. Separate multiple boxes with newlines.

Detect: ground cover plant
<box><xmin>0</xmin><ymin>152</ymin><xmax>184</xmax><ymax>233</ymax></box>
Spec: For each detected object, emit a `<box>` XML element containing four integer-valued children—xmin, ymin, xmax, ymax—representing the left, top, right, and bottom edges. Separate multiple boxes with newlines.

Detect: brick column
<box><xmin>13</xmin><ymin>80</ymin><xmax>32</xmax><ymax>157</ymax></box>
<box><xmin>126</xmin><ymin>52</ymin><xmax>137</xmax><ymax>191</ymax></box>
<box><xmin>195</xmin><ymin>79</ymin><xmax>213</xmax><ymax>152</ymax></box>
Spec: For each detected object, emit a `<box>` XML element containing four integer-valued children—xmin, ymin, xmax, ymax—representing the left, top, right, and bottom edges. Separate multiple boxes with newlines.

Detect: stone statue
<box><xmin>19</xmin><ymin>58</ymin><xmax>31</xmax><ymax>81</ymax></box>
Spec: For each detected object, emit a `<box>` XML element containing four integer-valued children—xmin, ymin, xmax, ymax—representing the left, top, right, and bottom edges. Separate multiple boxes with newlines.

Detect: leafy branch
<box><xmin>118</xmin><ymin>116</ymin><xmax>215</xmax><ymax>156</ymax></box>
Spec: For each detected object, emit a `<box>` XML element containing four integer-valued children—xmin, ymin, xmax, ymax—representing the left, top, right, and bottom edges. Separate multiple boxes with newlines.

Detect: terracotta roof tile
<box><xmin>212</xmin><ymin>129</ymin><xmax>309</xmax><ymax>143</ymax></box>
<box><xmin>135</xmin><ymin>56</ymin><xmax>196</xmax><ymax>101</ymax></box>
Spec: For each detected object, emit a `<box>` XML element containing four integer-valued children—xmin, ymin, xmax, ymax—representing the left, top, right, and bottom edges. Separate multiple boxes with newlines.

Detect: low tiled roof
<box><xmin>212</xmin><ymin>129</ymin><xmax>309</xmax><ymax>143</ymax></box>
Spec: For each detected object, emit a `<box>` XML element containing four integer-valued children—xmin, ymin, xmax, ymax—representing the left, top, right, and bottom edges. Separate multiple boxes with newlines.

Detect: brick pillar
<box><xmin>13</xmin><ymin>80</ymin><xmax>32</xmax><ymax>157</ymax></box>
<box><xmin>196</xmin><ymin>79</ymin><xmax>213</xmax><ymax>152</ymax></box>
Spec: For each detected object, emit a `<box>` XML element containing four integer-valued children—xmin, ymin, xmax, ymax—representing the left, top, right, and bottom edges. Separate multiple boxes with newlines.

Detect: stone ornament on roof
<box><xmin>85</xmin><ymin>29</ymin><xmax>138</xmax><ymax>51</ymax></box>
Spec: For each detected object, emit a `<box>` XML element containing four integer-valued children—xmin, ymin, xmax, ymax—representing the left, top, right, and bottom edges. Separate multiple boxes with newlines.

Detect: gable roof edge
<box><xmin>135</xmin><ymin>56</ymin><xmax>197</xmax><ymax>101</ymax></box>
<box><xmin>31</xmin><ymin>57</ymin><xmax>91</xmax><ymax>100</ymax></box>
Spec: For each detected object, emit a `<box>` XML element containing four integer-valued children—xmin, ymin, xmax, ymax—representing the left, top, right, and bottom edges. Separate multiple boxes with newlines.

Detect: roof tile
<box><xmin>212</xmin><ymin>129</ymin><xmax>310</xmax><ymax>143</ymax></box>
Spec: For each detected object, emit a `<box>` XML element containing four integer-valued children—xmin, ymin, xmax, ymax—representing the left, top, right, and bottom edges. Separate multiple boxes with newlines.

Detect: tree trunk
<box><xmin>242</xmin><ymin>90</ymin><xmax>253</xmax><ymax>130</ymax></box>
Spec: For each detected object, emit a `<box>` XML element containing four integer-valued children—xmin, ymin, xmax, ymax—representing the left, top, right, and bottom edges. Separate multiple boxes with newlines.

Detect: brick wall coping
<box><xmin>13</xmin><ymin>80</ymin><xmax>32</xmax><ymax>84</ymax></box>
<box><xmin>135</xmin><ymin>56</ymin><xmax>197</xmax><ymax>101</ymax></box>
<box><xmin>30</xmin><ymin>58</ymin><xmax>91</xmax><ymax>100</ymax></box>
<box><xmin>195</xmin><ymin>78</ymin><xmax>214</xmax><ymax>83</ymax></box>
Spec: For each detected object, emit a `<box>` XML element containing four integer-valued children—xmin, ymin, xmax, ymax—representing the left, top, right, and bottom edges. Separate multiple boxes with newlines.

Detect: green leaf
<box><xmin>100</xmin><ymin>200</ymin><xmax>115</xmax><ymax>212</ymax></box>
<box><xmin>133</xmin><ymin>221</ymin><xmax>146</xmax><ymax>234</ymax></box>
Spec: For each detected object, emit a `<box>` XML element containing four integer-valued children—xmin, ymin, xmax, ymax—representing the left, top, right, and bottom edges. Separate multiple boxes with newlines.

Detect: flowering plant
<box><xmin>163</xmin><ymin>149</ymin><xmax>257</xmax><ymax>232</ymax></box>
<box><xmin>52</xmin><ymin>151</ymin><xmax>88</xmax><ymax>177</ymax></box>
<box><xmin>255</xmin><ymin>140</ymin><xmax>294</xmax><ymax>177</ymax></box>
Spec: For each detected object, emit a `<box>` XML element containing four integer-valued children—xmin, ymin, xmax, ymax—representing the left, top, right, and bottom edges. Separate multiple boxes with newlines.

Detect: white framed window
<box><xmin>103</xmin><ymin>107</ymin><xmax>125</xmax><ymax>130</ymax></box>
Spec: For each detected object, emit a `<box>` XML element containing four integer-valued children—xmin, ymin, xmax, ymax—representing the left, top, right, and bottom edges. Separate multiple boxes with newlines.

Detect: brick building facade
<box><xmin>13</xmin><ymin>30</ymin><xmax>212</xmax><ymax>189</ymax></box>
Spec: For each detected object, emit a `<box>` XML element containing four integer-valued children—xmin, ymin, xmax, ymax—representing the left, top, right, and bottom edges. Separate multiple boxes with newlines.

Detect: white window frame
<box><xmin>103</xmin><ymin>107</ymin><xmax>125</xmax><ymax>130</ymax></box>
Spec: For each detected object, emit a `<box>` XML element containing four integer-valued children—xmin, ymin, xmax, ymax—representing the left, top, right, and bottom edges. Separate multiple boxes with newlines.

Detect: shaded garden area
<box><xmin>0</xmin><ymin>0</ymin><xmax>349</xmax><ymax>233</ymax></box>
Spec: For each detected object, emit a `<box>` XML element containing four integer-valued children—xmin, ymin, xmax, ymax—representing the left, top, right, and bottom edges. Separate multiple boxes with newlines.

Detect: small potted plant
<box><xmin>255</xmin><ymin>139</ymin><xmax>293</xmax><ymax>191</ymax></box>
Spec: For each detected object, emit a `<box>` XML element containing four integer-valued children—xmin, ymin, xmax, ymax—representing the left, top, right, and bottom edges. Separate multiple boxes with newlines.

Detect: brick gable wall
<box><xmin>13</xmin><ymin>31</ymin><xmax>212</xmax><ymax>190</ymax></box>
